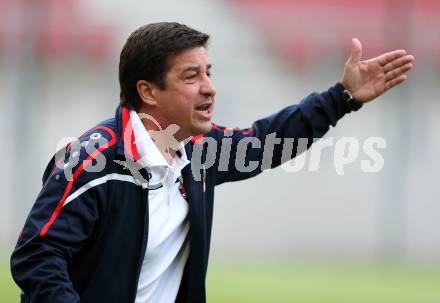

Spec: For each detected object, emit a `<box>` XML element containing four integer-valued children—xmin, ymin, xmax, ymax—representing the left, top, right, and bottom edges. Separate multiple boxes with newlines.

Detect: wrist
<box><xmin>341</xmin><ymin>84</ymin><xmax>363</xmax><ymax>111</ymax></box>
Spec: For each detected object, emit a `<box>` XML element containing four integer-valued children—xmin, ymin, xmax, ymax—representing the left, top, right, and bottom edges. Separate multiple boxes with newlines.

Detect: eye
<box><xmin>206</xmin><ymin>71</ymin><xmax>211</xmax><ymax>77</ymax></box>
<box><xmin>185</xmin><ymin>74</ymin><xmax>197</xmax><ymax>80</ymax></box>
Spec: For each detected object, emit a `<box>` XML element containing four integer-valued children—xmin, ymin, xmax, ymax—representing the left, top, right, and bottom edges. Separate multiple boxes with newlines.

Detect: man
<box><xmin>10</xmin><ymin>22</ymin><xmax>414</xmax><ymax>302</ymax></box>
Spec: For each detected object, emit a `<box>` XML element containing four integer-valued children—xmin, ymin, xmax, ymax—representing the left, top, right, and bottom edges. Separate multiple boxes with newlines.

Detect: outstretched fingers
<box><xmin>385</xmin><ymin>74</ymin><xmax>407</xmax><ymax>91</ymax></box>
<box><xmin>385</xmin><ymin>62</ymin><xmax>413</xmax><ymax>82</ymax></box>
<box><xmin>383</xmin><ymin>55</ymin><xmax>415</xmax><ymax>73</ymax></box>
<box><xmin>382</xmin><ymin>52</ymin><xmax>413</xmax><ymax>92</ymax></box>
<box><xmin>376</xmin><ymin>49</ymin><xmax>407</xmax><ymax>67</ymax></box>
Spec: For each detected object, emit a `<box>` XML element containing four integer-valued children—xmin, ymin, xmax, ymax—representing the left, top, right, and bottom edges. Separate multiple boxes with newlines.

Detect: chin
<box><xmin>193</xmin><ymin>122</ymin><xmax>212</xmax><ymax>135</ymax></box>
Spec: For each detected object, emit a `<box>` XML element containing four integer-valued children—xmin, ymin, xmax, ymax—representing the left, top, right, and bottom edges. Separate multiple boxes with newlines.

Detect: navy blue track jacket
<box><xmin>11</xmin><ymin>83</ymin><xmax>354</xmax><ymax>302</ymax></box>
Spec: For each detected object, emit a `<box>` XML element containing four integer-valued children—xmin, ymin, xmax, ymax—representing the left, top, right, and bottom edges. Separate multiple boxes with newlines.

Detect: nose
<box><xmin>200</xmin><ymin>75</ymin><xmax>216</xmax><ymax>97</ymax></box>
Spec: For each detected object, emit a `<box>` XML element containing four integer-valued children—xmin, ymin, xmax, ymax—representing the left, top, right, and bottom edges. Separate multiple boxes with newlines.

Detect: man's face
<box><xmin>153</xmin><ymin>47</ymin><xmax>216</xmax><ymax>141</ymax></box>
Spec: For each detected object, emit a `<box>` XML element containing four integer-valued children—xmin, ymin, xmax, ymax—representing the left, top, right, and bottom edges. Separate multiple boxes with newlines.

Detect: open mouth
<box><xmin>194</xmin><ymin>101</ymin><xmax>213</xmax><ymax>121</ymax></box>
<box><xmin>195</xmin><ymin>102</ymin><xmax>212</xmax><ymax>113</ymax></box>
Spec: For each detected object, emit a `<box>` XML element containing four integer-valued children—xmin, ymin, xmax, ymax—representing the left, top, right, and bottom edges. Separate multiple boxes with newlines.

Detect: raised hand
<box><xmin>341</xmin><ymin>38</ymin><xmax>414</xmax><ymax>103</ymax></box>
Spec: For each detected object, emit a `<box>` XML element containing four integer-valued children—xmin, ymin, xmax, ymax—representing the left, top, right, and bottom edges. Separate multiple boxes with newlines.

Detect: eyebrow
<box><xmin>181</xmin><ymin>64</ymin><xmax>212</xmax><ymax>73</ymax></box>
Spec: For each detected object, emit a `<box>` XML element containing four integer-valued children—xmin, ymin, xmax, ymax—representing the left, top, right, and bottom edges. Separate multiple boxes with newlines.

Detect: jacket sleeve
<box><xmin>212</xmin><ymin>83</ymin><xmax>353</xmax><ymax>185</ymax></box>
<box><xmin>10</xmin><ymin>127</ymin><xmax>116</xmax><ymax>303</ymax></box>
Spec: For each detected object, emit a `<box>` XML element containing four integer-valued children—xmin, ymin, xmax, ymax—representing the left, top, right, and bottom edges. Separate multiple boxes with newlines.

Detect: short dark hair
<box><xmin>119</xmin><ymin>22</ymin><xmax>210</xmax><ymax>110</ymax></box>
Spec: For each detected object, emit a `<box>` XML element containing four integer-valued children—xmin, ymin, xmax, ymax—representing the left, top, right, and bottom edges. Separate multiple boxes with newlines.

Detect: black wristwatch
<box><xmin>343</xmin><ymin>88</ymin><xmax>363</xmax><ymax>111</ymax></box>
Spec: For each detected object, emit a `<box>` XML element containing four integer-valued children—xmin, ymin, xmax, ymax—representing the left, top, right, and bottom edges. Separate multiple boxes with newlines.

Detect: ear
<box><xmin>136</xmin><ymin>80</ymin><xmax>158</xmax><ymax>107</ymax></box>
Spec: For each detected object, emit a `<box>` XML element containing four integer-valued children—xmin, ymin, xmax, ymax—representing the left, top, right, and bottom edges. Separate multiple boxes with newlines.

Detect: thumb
<box><xmin>348</xmin><ymin>38</ymin><xmax>362</xmax><ymax>63</ymax></box>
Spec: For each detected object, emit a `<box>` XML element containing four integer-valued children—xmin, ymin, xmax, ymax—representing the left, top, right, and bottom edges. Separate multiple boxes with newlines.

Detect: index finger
<box><xmin>376</xmin><ymin>49</ymin><xmax>407</xmax><ymax>66</ymax></box>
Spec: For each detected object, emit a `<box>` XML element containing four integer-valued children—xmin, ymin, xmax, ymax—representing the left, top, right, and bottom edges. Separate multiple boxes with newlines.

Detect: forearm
<box><xmin>213</xmin><ymin>83</ymin><xmax>352</xmax><ymax>184</ymax></box>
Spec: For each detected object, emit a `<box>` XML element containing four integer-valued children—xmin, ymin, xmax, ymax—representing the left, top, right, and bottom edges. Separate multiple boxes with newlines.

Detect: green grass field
<box><xmin>1</xmin><ymin>256</ymin><xmax>19</xmax><ymax>303</ymax></box>
<box><xmin>207</xmin><ymin>261</ymin><xmax>440</xmax><ymax>303</ymax></box>
<box><xmin>2</xmin><ymin>257</ymin><xmax>440</xmax><ymax>302</ymax></box>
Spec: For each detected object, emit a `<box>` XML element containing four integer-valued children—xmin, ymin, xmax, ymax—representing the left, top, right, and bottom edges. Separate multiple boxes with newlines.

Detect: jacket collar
<box><xmin>115</xmin><ymin>105</ymin><xmax>141</xmax><ymax>161</ymax></box>
<box><xmin>115</xmin><ymin>104</ymin><xmax>193</xmax><ymax>167</ymax></box>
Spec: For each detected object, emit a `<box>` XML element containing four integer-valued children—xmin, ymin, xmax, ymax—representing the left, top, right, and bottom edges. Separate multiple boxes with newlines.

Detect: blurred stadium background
<box><xmin>1</xmin><ymin>0</ymin><xmax>439</xmax><ymax>302</ymax></box>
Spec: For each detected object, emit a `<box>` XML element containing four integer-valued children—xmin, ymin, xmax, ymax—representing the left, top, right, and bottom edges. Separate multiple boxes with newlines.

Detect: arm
<box><xmin>212</xmin><ymin>83</ymin><xmax>351</xmax><ymax>184</ymax></box>
<box><xmin>212</xmin><ymin>38</ymin><xmax>414</xmax><ymax>185</ymax></box>
<box><xmin>10</xmin><ymin>128</ymin><xmax>115</xmax><ymax>302</ymax></box>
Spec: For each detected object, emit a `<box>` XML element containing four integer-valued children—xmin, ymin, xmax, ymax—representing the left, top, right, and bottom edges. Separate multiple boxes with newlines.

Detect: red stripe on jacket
<box><xmin>39</xmin><ymin>126</ymin><xmax>117</xmax><ymax>237</ymax></box>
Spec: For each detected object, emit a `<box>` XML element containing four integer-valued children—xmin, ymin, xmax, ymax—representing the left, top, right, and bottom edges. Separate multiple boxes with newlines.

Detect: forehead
<box><xmin>168</xmin><ymin>47</ymin><xmax>210</xmax><ymax>71</ymax></box>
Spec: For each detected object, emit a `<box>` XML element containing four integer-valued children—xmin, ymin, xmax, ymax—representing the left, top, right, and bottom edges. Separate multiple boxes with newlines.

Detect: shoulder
<box><xmin>42</xmin><ymin>118</ymin><xmax>119</xmax><ymax>185</ymax></box>
<box><xmin>77</xmin><ymin>121</ymin><xmax>118</xmax><ymax>153</ymax></box>
<box><xmin>70</xmin><ymin>118</ymin><xmax>119</xmax><ymax>165</ymax></box>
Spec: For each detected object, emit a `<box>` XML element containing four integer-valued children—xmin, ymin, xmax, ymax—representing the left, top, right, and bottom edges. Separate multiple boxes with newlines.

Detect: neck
<box><xmin>137</xmin><ymin>110</ymin><xmax>181</xmax><ymax>165</ymax></box>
